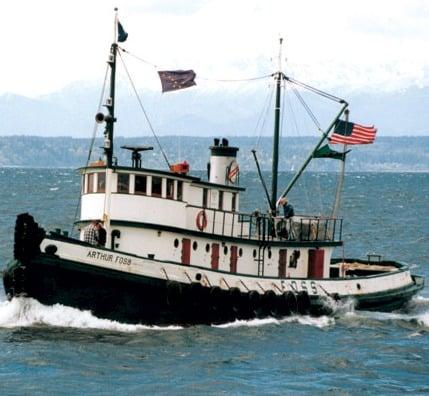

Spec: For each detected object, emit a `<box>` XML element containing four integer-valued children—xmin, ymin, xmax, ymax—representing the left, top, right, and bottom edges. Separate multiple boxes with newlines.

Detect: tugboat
<box><xmin>3</xmin><ymin>11</ymin><xmax>424</xmax><ymax>325</ymax></box>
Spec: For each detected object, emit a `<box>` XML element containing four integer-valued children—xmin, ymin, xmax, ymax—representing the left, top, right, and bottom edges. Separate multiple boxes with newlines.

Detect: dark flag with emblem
<box><xmin>313</xmin><ymin>144</ymin><xmax>350</xmax><ymax>160</ymax></box>
<box><xmin>117</xmin><ymin>21</ymin><xmax>128</xmax><ymax>43</ymax></box>
<box><xmin>329</xmin><ymin>120</ymin><xmax>377</xmax><ymax>145</ymax></box>
<box><xmin>158</xmin><ymin>70</ymin><xmax>196</xmax><ymax>92</ymax></box>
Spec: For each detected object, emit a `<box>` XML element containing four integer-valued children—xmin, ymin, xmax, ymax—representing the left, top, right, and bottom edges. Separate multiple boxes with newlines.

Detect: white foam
<box><xmin>213</xmin><ymin>317</ymin><xmax>281</xmax><ymax>328</ymax></box>
<box><xmin>343</xmin><ymin>295</ymin><xmax>429</xmax><ymax>329</ymax></box>
<box><xmin>0</xmin><ymin>297</ymin><xmax>182</xmax><ymax>332</ymax></box>
<box><xmin>213</xmin><ymin>315</ymin><xmax>334</xmax><ymax>329</ymax></box>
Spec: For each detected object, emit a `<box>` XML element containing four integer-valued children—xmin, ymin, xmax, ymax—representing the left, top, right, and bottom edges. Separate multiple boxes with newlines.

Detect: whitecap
<box><xmin>213</xmin><ymin>317</ymin><xmax>280</xmax><ymax>328</ymax></box>
<box><xmin>49</xmin><ymin>187</ymin><xmax>59</xmax><ymax>191</ymax></box>
<box><xmin>0</xmin><ymin>297</ymin><xmax>182</xmax><ymax>332</ymax></box>
<box><xmin>213</xmin><ymin>315</ymin><xmax>334</xmax><ymax>329</ymax></box>
<box><xmin>343</xmin><ymin>296</ymin><xmax>429</xmax><ymax>329</ymax></box>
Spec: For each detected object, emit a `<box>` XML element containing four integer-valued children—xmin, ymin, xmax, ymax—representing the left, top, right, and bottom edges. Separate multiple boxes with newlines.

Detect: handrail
<box><xmin>186</xmin><ymin>204</ymin><xmax>343</xmax><ymax>243</ymax></box>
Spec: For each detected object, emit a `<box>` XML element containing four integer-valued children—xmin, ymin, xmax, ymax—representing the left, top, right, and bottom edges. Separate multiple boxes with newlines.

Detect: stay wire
<box><xmin>198</xmin><ymin>74</ymin><xmax>272</xmax><ymax>83</ymax></box>
<box><xmin>287</xmin><ymin>84</ymin><xmax>324</xmax><ymax>214</ymax></box>
<box><xmin>285</xmin><ymin>76</ymin><xmax>344</xmax><ymax>103</ymax></box>
<box><xmin>119</xmin><ymin>47</ymin><xmax>158</xmax><ymax>68</ymax></box>
<box><xmin>288</xmin><ymin>82</ymin><xmax>322</xmax><ymax>131</ymax></box>
<box><xmin>254</xmin><ymin>83</ymin><xmax>275</xmax><ymax>150</ymax></box>
<box><xmin>284</xmin><ymin>88</ymin><xmax>312</xmax><ymax>211</ymax></box>
<box><xmin>119</xmin><ymin>46</ymin><xmax>272</xmax><ymax>83</ymax></box>
<box><xmin>118</xmin><ymin>50</ymin><xmax>171</xmax><ymax>168</ymax></box>
<box><xmin>71</xmin><ymin>64</ymin><xmax>110</xmax><ymax>235</ymax></box>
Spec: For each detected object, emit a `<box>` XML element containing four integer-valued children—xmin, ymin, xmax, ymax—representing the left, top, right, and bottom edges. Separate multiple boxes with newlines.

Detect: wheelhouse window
<box><xmin>218</xmin><ymin>191</ymin><xmax>224</xmax><ymax>210</ymax></box>
<box><xmin>97</xmin><ymin>172</ymin><xmax>106</xmax><ymax>193</ymax></box>
<box><xmin>87</xmin><ymin>173</ymin><xmax>95</xmax><ymax>193</ymax></box>
<box><xmin>117</xmin><ymin>173</ymin><xmax>129</xmax><ymax>193</ymax></box>
<box><xmin>135</xmin><ymin>175</ymin><xmax>147</xmax><ymax>195</ymax></box>
<box><xmin>152</xmin><ymin>176</ymin><xmax>162</xmax><ymax>197</ymax></box>
<box><xmin>202</xmin><ymin>188</ymin><xmax>208</xmax><ymax>208</ymax></box>
<box><xmin>166</xmin><ymin>179</ymin><xmax>174</xmax><ymax>199</ymax></box>
<box><xmin>177</xmin><ymin>181</ymin><xmax>183</xmax><ymax>201</ymax></box>
<box><xmin>232</xmin><ymin>193</ymin><xmax>237</xmax><ymax>212</ymax></box>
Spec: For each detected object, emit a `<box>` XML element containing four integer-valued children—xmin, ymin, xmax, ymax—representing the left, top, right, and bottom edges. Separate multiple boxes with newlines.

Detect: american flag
<box><xmin>329</xmin><ymin>120</ymin><xmax>377</xmax><ymax>145</ymax></box>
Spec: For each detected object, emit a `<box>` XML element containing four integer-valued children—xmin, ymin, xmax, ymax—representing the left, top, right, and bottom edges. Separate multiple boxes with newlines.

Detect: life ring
<box><xmin>196</xmin><ymin>210</ymin><xmax>208</xmax><ymax>231</ymax></box>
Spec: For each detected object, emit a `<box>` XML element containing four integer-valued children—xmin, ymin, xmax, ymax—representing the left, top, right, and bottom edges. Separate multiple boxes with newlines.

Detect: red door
<box><xmin>230</xmin><ymin>245</ymin><xmax>238</xmax><ymax>273</ymax></box>
<box><xmin>278</xmin><ymin>249</ymin><xmax>287</xmax><ymax>278</ymax></box>
<box><xmin>211</xmin><ymin>243</ymin><xmax>219</xmax><ymax>270</ymax></box>
<box><xmin>308</xmin><ymin>249</ymin><xmax>324</xmax><ymax>278</ymax></box>
<box><xmin>182</xmin><ymin>238</ymin><xmax>191</xmax><ymax>265</ymax></box>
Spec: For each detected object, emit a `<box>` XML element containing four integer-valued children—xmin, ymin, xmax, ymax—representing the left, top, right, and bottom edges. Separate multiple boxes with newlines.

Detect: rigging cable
<box><xmin>254</xmin><ymin>82</ymin><xmax>275</xmax><ymax>150</ymax></box>
<box><xmin>119</xmin><ymin>46</ymin><xmax>272</xmax><ymax>83</ymax></box>
<box><xmin>283</xmin><ymin>87</ymin><xmax>313</xmax><ymax>212</ymax></box>
<box><xmin>285</xmin><ymin>76</ymin><xmax>344</xmax><ymax>103</ymax></box>
<box><xmin>118</xmin><ymin>49</ymin><xmax>171</xmax><ymax>168</ymax></box>
<box><xmin>289</xmin><ymin>83</ymin><xmax>322</xmax><ymax>131</ymax></box>
<box><xmin>71</xmin><ymin>64</ymin><xmax>110</xmax><ymax>235</ymax></box>
<box><xmin>286</xmin><ymin>80</ymin><xmax>326</xmax><ymax>214</ymax></box>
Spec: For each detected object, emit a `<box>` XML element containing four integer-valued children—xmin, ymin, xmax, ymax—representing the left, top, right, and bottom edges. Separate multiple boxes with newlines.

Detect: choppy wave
<box><xmin>343</xmin><ymin>296</ymin><xmax>429</xmax><ymax>329</ymax></box>
<box><xmin>0</xmin><ymin>297</ymin><xmax>182</xmax><ymax>332</ymax></box>
<box><xmin>0</xmin><ymin>296</ymin><xmax>427</xmax><ymax>333</ymax></box>
<box><xmin>213</xmin><ymin>315</ymin><xmax>335</xmax><ymax>329</ymax></box>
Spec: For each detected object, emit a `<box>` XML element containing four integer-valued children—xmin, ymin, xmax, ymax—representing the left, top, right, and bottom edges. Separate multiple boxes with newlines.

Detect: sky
<box><xmin>3</xmin><ymin>0</ymin><xmax>429</xmax><ymax>98</ymax></box>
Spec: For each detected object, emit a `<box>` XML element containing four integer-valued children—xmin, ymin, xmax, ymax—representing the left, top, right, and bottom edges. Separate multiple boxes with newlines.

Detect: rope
<box><xmin>118</xmin><ymin>50</ymin><xmax>171</xmax><ymax>168</ymax></box>
<box><xmin>119</xmin><ymin>46</ymin><xmax>271</xmax><ymax>83</ymax></box>
<box><xmin>284</xmin><ymin>88</ymin><xmax>312</xmax><ymax>211</ymax></box>
<box><xmin>119</xmin><ymin>47</ymin><xmax>158</xmax><ymax>68</ymax></box>
<box><xmin>198</xmin><ymin>74</ymin><xmax>272</xmax><ymax>83</ymax></box>
<box><xmin>71</xmin><ymin>64</ymin><xmax>110</xmax><ymax>235</ymax></box>
<box><xmin>254</xmin><ymin>83</ymin><xmax>275</xmax><ymax>149</ymax></box>
<box><xmin>285</xmin><ymin>76</ymin><xmax>344</xmax><ymax>103</ymax></box>
<box><xmin>288</xmin><ymin>82</ymin><xmax>322</xmax><ymax>131</ymax></box>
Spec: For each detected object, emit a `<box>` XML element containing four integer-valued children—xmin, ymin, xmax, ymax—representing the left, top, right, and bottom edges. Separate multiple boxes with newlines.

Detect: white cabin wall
<box><xmin>110</xmin><ymin>195</ymin><xmax>186</xmax><ymax>227</ymax></box>
<box><xmin>81</xmin><ymin>194</ymin><xmax>106</xmax><ymax>220</ymax></box>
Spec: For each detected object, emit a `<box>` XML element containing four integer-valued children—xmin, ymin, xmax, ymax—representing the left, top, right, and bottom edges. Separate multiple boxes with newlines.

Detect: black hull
<box><xmin>3</xmin><ymin>255</ymin><xmax>311</xmax><ymax>325</ymax></box>
<box><xmin>3</xmin><ymin>253</ymin><xmax>424</xmax><ymax>326</ymax></box>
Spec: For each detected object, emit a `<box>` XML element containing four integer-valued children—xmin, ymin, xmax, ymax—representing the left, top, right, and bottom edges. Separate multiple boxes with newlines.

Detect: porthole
<box><xmin>268</xmin><ymin>249</ymin><xmax>272</xmax><ymax>259</ymax></box>
<box><xmin>224</xmin><ymin>246</ymin><xmax>228</xmax><ymax>255</ymax></box>
<box><xmin>174</xmin><ymin>239</ymin><xmax>179</xmax><ymax>248</ymax></box>
<box><xmin>357</xmin><ymin>283</ymin><xmax>361</xmax><ymax>290</ymax></box>
<box><xmin>253</xmin><ymin>249</ymin><xmax>257</xmax><ymax>258</ymax></box>
<box><xmin>238</xmin><ymin>248</ymin><xmax>243</xmax><ymax>257</ymax></box>
<box><xmin>193</xmin><ymin>241</ymin><xmax>198</xmax><ymax>251</ymax></box>
<box><xmin>195</xmin><ymin>273</ymin><xmax>202</xmax><ymax>281</ymax></box>
<box><xmin>205</xmin><ymin>243</ymin><xmax>210</xmax><ymax>253</ymax></box>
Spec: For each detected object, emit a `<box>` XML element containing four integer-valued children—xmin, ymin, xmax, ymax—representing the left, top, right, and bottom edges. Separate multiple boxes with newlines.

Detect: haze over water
<box><xmin>0</xmin><ymin>168</ymin><xmax>427</xmax><ymax>394</ymax></box>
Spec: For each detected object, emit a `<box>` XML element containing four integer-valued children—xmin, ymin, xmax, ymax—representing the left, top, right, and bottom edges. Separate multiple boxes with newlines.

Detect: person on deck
<box><xmin>279</xmin><ymin>198</ymin><xmax>294</xmax><ymax>219</ymax></box>
<box><xmin>83</xmin><ymin>220</ymin><xmax>105</xmax><ymax>246</ymax></box>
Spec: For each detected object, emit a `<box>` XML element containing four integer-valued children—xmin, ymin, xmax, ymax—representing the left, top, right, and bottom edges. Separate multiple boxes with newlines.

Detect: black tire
<box><xmin>248</xmin><ymin>290</ymin><xmax>261</xmax><ymax>317</ymax></box>
<box><xmin>297</xmin><ymin>291</ymin><xmax>311</xmax><ymax>314</ymax></box>
<box><xmin>285</xmin><ymin>291</ymin><xmax>298</xmax><ymax>314</ymax></box>
<box><xmin>166</xmin><ymin>281</ymin><xmax>183</xmax><ymax>307</ymax></box>
<box><xmin>261</xmin><ymin>290</ymin><xmax>277</xmax><ymax>316</ymax></box>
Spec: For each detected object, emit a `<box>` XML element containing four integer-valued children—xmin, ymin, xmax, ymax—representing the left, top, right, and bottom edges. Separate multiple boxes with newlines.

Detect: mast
<box><xmin>270</xmin><ymin>38</ymin><xmax>283</xmax><ymax>212</ymax></box>
<box><xmin>103</xmin><ymin>8</ymin><xmax>119</xmax><ymax>168</ymax></box>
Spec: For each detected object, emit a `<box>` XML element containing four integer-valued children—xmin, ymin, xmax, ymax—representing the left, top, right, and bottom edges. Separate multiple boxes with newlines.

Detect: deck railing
<box><xmin>188</xmin><ymin>205</ymin><xmax>342</xmax><ymax>243</ymax></box>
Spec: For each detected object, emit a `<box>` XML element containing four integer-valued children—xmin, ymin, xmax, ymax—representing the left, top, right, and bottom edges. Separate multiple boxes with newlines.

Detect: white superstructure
<box><xmin>78</xmin><ymin>141</ymin><xmax>343</xmax><ymax>281</ymax></box>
